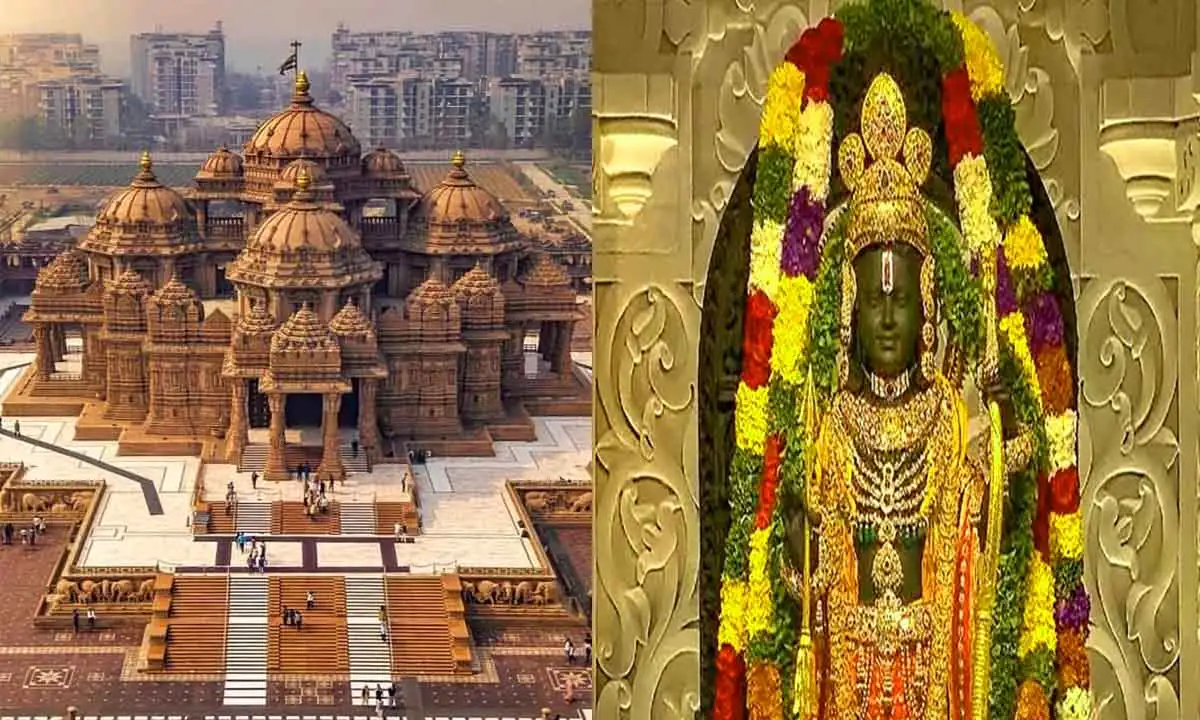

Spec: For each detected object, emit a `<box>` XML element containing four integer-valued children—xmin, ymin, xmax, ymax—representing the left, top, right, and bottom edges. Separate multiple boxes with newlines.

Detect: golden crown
<box><xmin>838</xmin><ymin>73</ymin><xmax>931</xmax><ymax>258</ymax></box>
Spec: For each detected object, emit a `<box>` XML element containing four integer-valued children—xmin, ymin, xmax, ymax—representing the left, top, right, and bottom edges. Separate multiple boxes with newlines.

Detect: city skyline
<box><xmin>0</xmin><ymin>0</ymin><xmax>590</xmax><ymax>76</ymax></box>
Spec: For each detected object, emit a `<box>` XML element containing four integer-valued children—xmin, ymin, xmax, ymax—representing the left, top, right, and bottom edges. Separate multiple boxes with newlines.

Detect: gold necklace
<box><xmin>863</xmin><ymin>367</ymin><xmax>913</xmax><ymax>403</ymax></box>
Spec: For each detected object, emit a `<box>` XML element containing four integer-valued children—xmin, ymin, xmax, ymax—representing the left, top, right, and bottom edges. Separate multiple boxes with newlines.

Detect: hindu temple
<box><xmin>3</xmin><ymin>71</ymin><xmax>585</xmax><ymax>475</ymax></box>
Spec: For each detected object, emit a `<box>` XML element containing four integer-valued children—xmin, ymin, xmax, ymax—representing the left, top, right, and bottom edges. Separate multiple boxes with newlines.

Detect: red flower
<box><xmin>816</xmin><ymin>17</ymin><xmax>845</xmax><ymax>64</ymax></box>
<box><xmin>784</xmin><ymin>29</ymin><xmax>817</xmax><ymax>72</ymax></box>
<box><xmin>1033</xmin><ymin>472</ymin><xmax>1051</xmax><ymax>561</ymax></box>
<box><xmin>756</xmin><ymin>435</ymin><xmax>783</xmax><ymax>528</ymax></box>
<box><xmin>741</xmin><ymin>290</ymin><xmax>777</xmax><ymax>390</ymax></box>
<box><xmin>805</xmin><ymin>66</ymin><xmax>831</xmax><ymax>104</ymax></box>
<box><xmin>714</xmin><ymin>644</ymin><xmax>747</xmax><ymax>720</ymax></box>
<box><xmin>1049</xmin><ymin>467</ymin><xmax>1081</xmax><ymax>515</ymax></box>
<box><xmin>942</xmin><ymin>67</ymin><xmax>983</xmax><ymax>167</ymax></box>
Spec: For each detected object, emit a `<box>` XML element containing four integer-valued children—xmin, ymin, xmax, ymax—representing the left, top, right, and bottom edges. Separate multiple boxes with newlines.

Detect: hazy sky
<box><xmin>0</xmin><ymin>0</ymin><xmax>590</xmax><ymax>76</ymax></box>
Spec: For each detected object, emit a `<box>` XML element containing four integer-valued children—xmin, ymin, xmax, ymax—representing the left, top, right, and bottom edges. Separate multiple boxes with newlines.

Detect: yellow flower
<box><xmin>1057</xmin><ymin>687</ymin><xmax>1093</xmax><ymax>720</ymax></box>
<box><xmin>1046</xmin><ymin>410</ymin><xmax>1077</xmax><ymax>473</ymax></box>
<box><xmin>953</xmin><ymin>154</ymin><xmax>1000</xmax><ymax>254</ymax></box>
<box><xmin>1004</xmin><ymin>215</ymin><xmax>1049</xmax><ymax>271</ymax></box>
<box><xmin>718</xmin><ymin>578</ymin><xmax>749</xmax><ymax>652</ymax></box>
<box><xmin>735</xmin><ymin>382</ymin><xmax>771</xmax><ymax>454</ymax></box>
<box><xmin>749</xmin><ymin>219</ymin><xmax>783</xmax><ymax>302</ymax></box>
<box><xmin>1019</xmin><ymin>552</ymin><xmax>1058</xmax><ymax>657</ymax></box>
<box><xmin>1050</xmin><ymin>510</ymin><xmax>1084</xmax><ymax>560</ymax></box>
<box><xmin>952</xmin><ymin>12</ymin><xmax>1006</xmax><ymax>101</ymax></box>
<box><xmin>770</xmin><ymin>275</ymin><xmax>815</xmax><ymax>384</ymax></box>
<box><xmin>1000</xmin><ymin>313</ymin><xmax>1043</xmax><ymax>406</ymax></box>
<box><xmin>745</xmin><ymin>528</ymin><xmax>774</xmax><ymax>638</ymax></box>
<box><xmin>792</xmin><ymin>100</ymin><xmax>834</xmax><ymax>201</ymax></box>
<box><xmin>759</xmin><ymin>64</ymin><xmax>805</xmax><ymax>150</ymax></box>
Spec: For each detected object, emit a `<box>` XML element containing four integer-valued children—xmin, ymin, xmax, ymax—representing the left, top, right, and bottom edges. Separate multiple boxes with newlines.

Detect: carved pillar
<box><xmin>33</xmin><ymin>323</ymin><xmax>53</xmax><ymax>380</ymax></box>
<box><xmin>316</xmin><ymin>392</ymin><xmax>345</xmax><ymax>481</ymax></box>
<box><xmin>264</xmin><ymin>392</ymin><xmax>289</xmax><ymax>481</ymax></box>
<box><xmin>320</xmin><ymin>291</ymin><xmax>338</xmax><ymax>322</ymax></box>
<box><xmin>552</xmin><ymin>320</ymin><xmax>574</xmax><ymax>378</ymax></box>
<box><xmin>538</xmin><ymin>322</ymin><xmax>553</xmax><ymax>362</ymax></box>
<box><xmin>501</xmin><ymin>326</ymin><xmax>525</xmax><ymax>394</ymax></box>
<box><xmin>225</xmin><ymin>380</ymin><xmax>249</xmax><ymax>462</ymax></box>
<box><xmin>358</xmin><ymin>379</ymin><xmax>381</xmax><ymax>461</ymax></box>
<box><xmin>49</xmin><ymin>324</ymin><xmax>64</xmax><ymax>363</ymax></box>
<box><xmin>160</xmin><ymin>257</ymin><xmax>176</xmax><ymax>286</ymax></box>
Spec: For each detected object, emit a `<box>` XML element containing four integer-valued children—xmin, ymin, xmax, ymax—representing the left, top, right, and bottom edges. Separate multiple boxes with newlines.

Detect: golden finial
<box><xmin>139</xmin><ymin>150</ymin><xmax>153</xmax><ymax>172</ymax></box>
<box><xmin>451</xmin><ymin>149</ymin><xmax>466</xmax><ymax>169</ymax></box>
<box><xmin>838</xmin><ymin>73</ymin><xmax>931</xmax><ymax>257</ymax></box>
<box><xmin>295</xmin><ymin>70</ymin><xmax>310</xmax><ymax>95</ymax></box>
<box><xmin>295</xmin><ymin>166</ymin><xmax>312</xmax><ymax>192</ymax></box>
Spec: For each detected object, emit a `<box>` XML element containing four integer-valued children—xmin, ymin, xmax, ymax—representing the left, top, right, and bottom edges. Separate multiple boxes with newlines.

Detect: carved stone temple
<box><xmin>4</xmin><ymin>72</ymin><xmax>586</xmax><ymax>470</ymax></box>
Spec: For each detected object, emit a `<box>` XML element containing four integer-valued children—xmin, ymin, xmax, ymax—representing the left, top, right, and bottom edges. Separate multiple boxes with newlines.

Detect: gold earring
<box><xmin>838</xmin><ymin>261</ymin><xmax>856</xmax><ymax>389</ymax></box>
<box><xmin>919</xmin><ymin>257</ymin><xmax>936</xmax><ymax>382</ymax></box>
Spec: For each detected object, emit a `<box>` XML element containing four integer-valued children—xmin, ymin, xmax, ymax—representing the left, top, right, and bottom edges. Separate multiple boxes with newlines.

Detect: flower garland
<box><xmin>714</xmin><ymin>1</ymin><xmax>1090</xmax><ymax>719</ymax></box>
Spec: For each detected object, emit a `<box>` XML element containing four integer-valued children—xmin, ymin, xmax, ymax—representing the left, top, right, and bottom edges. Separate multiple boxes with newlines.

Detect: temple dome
<box><xmin>197</xmin><ymin>146</ymin><xmax>244</xmax><ymax>179</ymax></box>
<box><xmin>245</xmin><ymin>72</ymin><xmax>361</xmax><ymax>160</ymax></box>
<box><xmin>247</xmin><ymin>170</ymin><xmax>359</xmax><ymax>254</ymax></box>
<box><xmin>423</xmin><ymin>151</ymin><xmax>507</xmax><ymax>225</ymax></box>
<box><xmin>108</xmin><ymin>268</ymin><xmax>151</xmax><ymax>296</ymax></box>
<box><xmin>97</xmin><ymin>152</ymin><xmax>192</xmax><ymax>226</ymax></box>
<box><xmin>522</xmin><ymin>254</ymin><xmax>571</xmax><ymax>289</ymax></box>
<box><xmin>271</xmin><ymin>303</ymin><xmax>338</xmax><ymax>352</ymax></box>
<box><xmin>236</xmin><ymin>299</ymin><xmax>278</xmax><ymax>336</ymax></box>
<box><xmin>363</xmin><ymin>147</ymin><xmax>407</xmax><ymax>177</ymax></box>
<box><xmin>151</xmin><ymin>275</ymin><xmax>199</xmax><ymax>306</ymax></box>
<box><xmin>35</xmin><ymin>251</ymin><xmax>88</xmax><ymax>294</ymax></box>
<box><xmin>407</xmin><ymin>276</ymin><xmax>455</xmax><ymax>307</ymax></box>
<box><xmin>279</xmin><ymin>158</ymin><xmax>328</xmax><ymax>187</ymax></box>
<box><xmin>228</xmin><ymin>168</ymin><xmax>381</xmax><ymax>290</ymax></box>
<box><xmin>452</xmin><ymin>263</ymin><xmax>501</xmax><ymax>297</ymax></box>
<box><xmin>329</xmin><ymin>299</ymin><xmax>375</xmax><ymax>340</ymax></box>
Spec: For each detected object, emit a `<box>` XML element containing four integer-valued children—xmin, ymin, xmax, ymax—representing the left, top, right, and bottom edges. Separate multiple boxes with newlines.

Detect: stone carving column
<box><xmin>358</xmin><ymin>379</ymin><xmax>381</xmax><ymax>462</ymax></box>
<box><xmin>316</xmin><ymin>392</ymin><xmax>345</xmax><ymax>481</ymax></box>
<box><xmin>501</xmin><ymin>326</ymin><xmax>525</xmax><ymax>393</ymax></box>
<box><xmin>264</xmin><ymin>392</ymin><xmax>289</xmax><ymax>482</ymax></box>
<box><xmin>225</xmin><ymin>380</ymin><xmax>249</xmax><ymax>462</ymax></box>
<box><xmin>552</xmin><ymin>321</ymin><xmax>574</xmax><ymax>377</ymax></box>
<box><xmin>33</xmin><ymin>323</ymin><xmax>53</xmax><ymax>380</ymax></box>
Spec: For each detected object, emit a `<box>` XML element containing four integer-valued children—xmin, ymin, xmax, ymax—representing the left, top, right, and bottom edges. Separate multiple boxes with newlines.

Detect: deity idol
<box><xmin>777</xmin><ymin>73</ymin><xmax>1027</xmax><ymax>720</ymax></box>
<box><xmin>714</xmin><ymin>7</ymin><xmax>1091</xmax><ymax>720</ymax></box>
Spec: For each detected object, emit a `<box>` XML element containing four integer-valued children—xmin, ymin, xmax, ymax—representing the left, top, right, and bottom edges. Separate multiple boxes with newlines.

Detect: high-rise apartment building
<box><xmin>0</xmin><ymin>33</ymin><xmax>123</xmax><ymax>141</ymax></box>
<box><xmin>331</xmin><ymin>28</ymin><xmax>589</xmax><ymax>148</ymax></box>
<box><xmin>129</xmin><ymin>23</ymin><xmax>226</xmax><ymax>117</ymax></box>
<box><xmin>345</xmin><ymin>72</ymin><xmax>475</xmax><ymax>149</ymax></box>
<box><xmin>489</xmin><ymin>74</ymin><xmax>590</xmax><ymax>147</ymax></box>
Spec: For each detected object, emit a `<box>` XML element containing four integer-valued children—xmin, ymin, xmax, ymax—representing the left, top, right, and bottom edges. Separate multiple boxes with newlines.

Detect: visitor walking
<box><xmin>3</xmin><ymin>522</ymin><xmax>13</xmax><ymax>545</ymax></box>
<box><xmin>71</xmin><ymin>608</ymin><xmax>79</xmax><ymax>633</ymax></box>
<box><xmin>251</xmin><ymin>472</ymin><xmax>258</xmax><ymax>490</ymax></box>
<box><xmin>351</xmin><ymin>437</ymin><xmax>359</xmax><ymax>456</ymax></box>
<box><xmin>375</xmin><ymin>684</ymin><xmax>384</xmax><ymax>705</ymax></box>
<box><xmin>86</xmin><ymin>608</ymin><xmax>96</xmax><ymax>631</ymax></box>
<box><xmin>306</xmin><ymin>590</ymin><xmax>315</xmax><ymax>610</ymax></box>
<box><xmin>13</xmin><ymin>420</ymin><xmax>20</xmax><ymax>436</ymax></box>
<box><xmin>388</xmin><ymin>682</ymin><xmax>398</xmax><ymax>707</ymax></box>
<box><xmin>584</xmin><ymin>637</ymin><xmax>592</xmax><ymax>665</ymax></box>
<box><xmin>564</xmin><ymin>638</ymin><xmax>574</xmax><ymax>664</ymax></box>
<box><xmin>379</xmin><ymin>620</ymin><xmax>389</xmax><ymax>642</ymax></box>
<box><xmin>360</xmin><ymin>683</ymin><xmax>369</xmax><ymax>705</ymax></box>
<box><xmin>294</xmin><ymin>610</ymin><xmax>302</xmax><ymax>630</ymax></box>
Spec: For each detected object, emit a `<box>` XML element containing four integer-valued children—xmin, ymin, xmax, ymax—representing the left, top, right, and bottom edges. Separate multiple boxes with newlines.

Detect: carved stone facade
<box><xmin>8</xmin><ymin>72</ymin><xmax>584</xmax><ymax>460</ymax></box>
<box><xmin>594</xmin><ymin>1</ymin><xmax>1200</xmax><ymax>719</ymax></box>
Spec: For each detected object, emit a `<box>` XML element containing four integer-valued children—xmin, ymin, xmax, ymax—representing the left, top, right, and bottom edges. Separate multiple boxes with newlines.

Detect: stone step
<box><xmin>339</xmin><ymin>502</ymin><xmax>377</xmax><ymax>535</ymax></box>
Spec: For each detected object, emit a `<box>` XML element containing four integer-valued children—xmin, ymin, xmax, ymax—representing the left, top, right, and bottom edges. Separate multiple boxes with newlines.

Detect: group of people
<box><xmin>303</xmin><ymin>474</ymin><xmax>330</xmax><ymax>518</ymax></box>
<box><xmin>70</xmin><ymin>606</ymin><xmax>97</xmax><ymax>633</ymax></box>
<box><xmin>361</xmin><ymin>681</ymin><xmax>400</xmax><ymax>712</ymax></box>
<box><xmin>563</xmin><ymin>635</ymin><xmax>592</xmax><ymax>666</ymax></box>
<box><xmin>281</xmin><ymin>590</ymin><xmax>316</xmax><ymax>629</ymax></box>
<box><xmin>235</xmin><ymin>532</ymin><xmax>268</xmax><ymax>572</ymax></box>
<box><xmin>1</xmin><ymin>515</ymin><xmax>45</xmax><ymax>546</ymax></box>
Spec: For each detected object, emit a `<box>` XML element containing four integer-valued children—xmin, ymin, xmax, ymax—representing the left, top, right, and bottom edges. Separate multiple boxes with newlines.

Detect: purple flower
<box><xmin>782</xmin><ymin>186</ymin><xmax>824</xmax><ymax>280</ymax></box>
<box><xmin>1054</xmin><ymin>584</ymin><xmax>1091</xmax><ymax>630</ymax></box>
<box><xmin>995</xmin><ymin>247</ymin><xmax>1018</xmax><ymax>317</ymax></box>
<box><xmin>1023</xmin><ymin>290</ymin><xmax>1065</xmax><ymax>353</ymax></box>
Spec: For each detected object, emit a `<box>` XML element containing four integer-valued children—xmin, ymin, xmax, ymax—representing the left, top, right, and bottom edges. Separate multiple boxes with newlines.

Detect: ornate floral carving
<box><xmin>1077</xmin><ymin>277</ymin><xmax>1180</xmax><ymax>720</ymax></box>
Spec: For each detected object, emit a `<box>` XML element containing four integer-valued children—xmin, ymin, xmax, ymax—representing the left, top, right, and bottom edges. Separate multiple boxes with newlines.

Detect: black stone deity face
<box><xmin>852</xmin><ymin>243</ymin><xmax>924</xmax><ymax>379</ymax></box>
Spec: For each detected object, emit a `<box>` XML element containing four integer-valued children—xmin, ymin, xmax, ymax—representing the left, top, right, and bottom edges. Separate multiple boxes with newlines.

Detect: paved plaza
<box><xmin>0</xmin><ymin>352</ymin><xmax>594</xmax><ymax>716</ymax></box>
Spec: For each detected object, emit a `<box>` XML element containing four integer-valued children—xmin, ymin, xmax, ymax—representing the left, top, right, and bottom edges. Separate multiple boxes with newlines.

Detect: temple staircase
<box><xmin>234</xmin><ymin>501</ymin><xmax>272</xmax><ymax>536</ymax></box>
<box><xmin>339</xmin><ymin>503</ymin><xmax>377</xmax><ymax>535</ymax></box>
<box><xmin>222</xmin><ymin>576</ymin><xmax>269</xmax><ymax>706</ymax></box>
<box><xmin>344</xmin><ymin>574</ymin><xmax>393</xmax><ymax>704</ymax></box>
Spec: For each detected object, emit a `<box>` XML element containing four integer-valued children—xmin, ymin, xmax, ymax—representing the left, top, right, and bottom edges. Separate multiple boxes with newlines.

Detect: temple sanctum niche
<box><xmin>3</xmin><ymin>72</ymin><xmax>586</xmax><ymax>474</ymax></box>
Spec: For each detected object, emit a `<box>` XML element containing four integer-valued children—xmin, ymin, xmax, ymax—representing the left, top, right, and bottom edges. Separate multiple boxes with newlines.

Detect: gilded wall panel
<box><xmin>593</xmin><ymin>0</ymin><xmax>1199</xmax><ymax>717</ymax></box>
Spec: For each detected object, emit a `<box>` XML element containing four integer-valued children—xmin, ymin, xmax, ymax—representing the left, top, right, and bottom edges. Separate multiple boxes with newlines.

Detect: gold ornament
<box><xmin>920</xmin><ymin>256</ymin><xmax>937</xmax><ymax>382</ymax></box>
<box><xmin>838</xmin><ymin>73</ymin><xmax>932</xmax><ymax>258</ymax></box>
